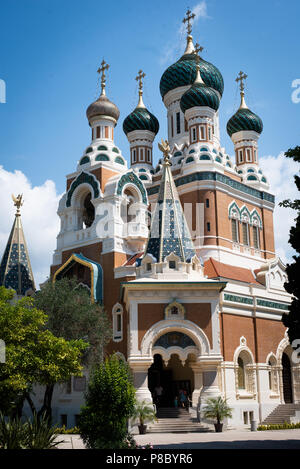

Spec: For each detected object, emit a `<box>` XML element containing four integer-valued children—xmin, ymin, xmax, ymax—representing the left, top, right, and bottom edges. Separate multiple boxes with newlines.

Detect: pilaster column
<box><xmin>128</xmin><ymin>358</ymin><xmax>153</xmax><ymax>403</ymax></box>
<box><xmin>199</xmin><ymin>359</ymin><xmax>222</xmax><ymax>404</ymax></box>
<box><xmin>190</xmin><ymin>363</ymin><xmax>203</xmax><ymax>408</ymax></box>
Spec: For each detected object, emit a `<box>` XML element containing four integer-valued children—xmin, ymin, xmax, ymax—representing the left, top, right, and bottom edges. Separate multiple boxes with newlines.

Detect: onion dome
<box><xmin>160</xmin><ymin>36</ymin><xmax>224</xmax><ymax>99</ymax></box>
<box><xmin>123</xmin><ymin>70</ymin><xmax>159</xmax><ymax>135</ymax></box>
<box><xmin>227</xmin><ymin>71</ymin><xmax>263</xmax><ymax>137</ymax></box>
<box><xmin>86</xmin><ymin>59</ymin><xmax>120</xmax><ymax>123</ymax></box>
<box><xmin>86</xmin><ymin>94</ymin><xmax>120</xmax><ymax>122</ymax></box>
<box><xmin>180</xmin><ymin>62</ymin><xmax>220</xmax><ymax>113</ymax></box>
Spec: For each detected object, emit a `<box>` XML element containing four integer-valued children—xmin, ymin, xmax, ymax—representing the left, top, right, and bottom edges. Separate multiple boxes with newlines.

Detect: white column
<box><xmin>190</xmin><ymin>363</ymin><xmax>203</xmax><ymax>408</ymax></box>
<box><xmin>129</xmin><ymin>359</ymin><xmax>153</xmax><ymax>403</ymax></box>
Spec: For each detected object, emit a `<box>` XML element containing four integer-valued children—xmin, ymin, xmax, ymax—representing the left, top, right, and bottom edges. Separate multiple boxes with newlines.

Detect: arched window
<box><xmin>253</xmin><ymin>225</ymin><xmax>260</xmax><ymax>249</ymax></box>
<box><xmin>231</xmin><ymin>218</ymin><xmax>239</xmax><ymax>243</ymax></box>
<box><xmin>112</xmin><ymin>304</ymin><xmax>123</xmax><ymax>342</ymax></box>
<box><xmin>238</xmin><ymin>357</ymin><xmax>245</xmax><ymax>389</ymax></box>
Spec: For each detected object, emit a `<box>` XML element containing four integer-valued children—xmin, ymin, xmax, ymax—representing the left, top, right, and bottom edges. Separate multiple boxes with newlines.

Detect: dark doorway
<box><xmin>282</xmin><ymin>352</ymin><xmax>293</xmax><ymax>403</ymax></box>
<box><xmin>148</xmin><ymin>354</ymin><xmax>192</xmax><ymax>407</ymax></box>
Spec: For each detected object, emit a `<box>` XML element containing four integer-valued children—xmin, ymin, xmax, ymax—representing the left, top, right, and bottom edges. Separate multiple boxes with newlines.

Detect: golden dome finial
<box><xmin>235</xmin><ymin>70</ymin><xmax>248</xmax><ymax>109</ymax></box>
<box><xmin>12</xmin><ymin>194</ymin><xmax>23</xmax><ymax>216</ymax></box>
<box><xmin>97</xmin><ymin>59</ymin><xmax>110</xmax><ymax>96</ymax></box>
<box><xmin>158</xmin><ymin>139</ymin><xmax>171</xmax><ymax>165</ymax></box>
<box><xmin>135</xmin><ymin>69</ymin><xmax>146</xmax><ymax>108</ymax></box>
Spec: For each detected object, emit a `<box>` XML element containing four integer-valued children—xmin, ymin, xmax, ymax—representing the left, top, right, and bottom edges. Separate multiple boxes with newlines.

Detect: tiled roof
<box><xmin>204</xmin><ymin>257</ymin><xmax>259</xmax><ymax>285</ymax></box>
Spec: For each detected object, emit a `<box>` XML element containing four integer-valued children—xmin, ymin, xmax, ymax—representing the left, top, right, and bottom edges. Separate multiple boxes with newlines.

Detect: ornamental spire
<box><xmin>0</xmin><ymin>195</ymin><xmax>35</xmax><ymax>295</ymax></box>
<box><xmin>192</xmin><ymin>45</ymin><xmax>205</xmax><ymax>85</ymax></box>
<box><xmin>97</xmin><ymin>59</ymin><xmax>110</xmax><ymax>96</ymax></box>
<box><xmin>135</xmin><ymin>69</ymin><xmax>146</xmax><ymax>109</ymax></box>
<box><xmin>236</xmin><ymin>70</ymin><xmax>248</xmax><ymax>109</ymax></box>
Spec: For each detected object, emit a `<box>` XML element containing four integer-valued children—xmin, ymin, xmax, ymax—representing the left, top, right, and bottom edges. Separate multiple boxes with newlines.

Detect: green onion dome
<box><xmin>160</xmin><ymin>50</ymin><xmax>224</xmax><ymax>99</ymax></box>
<box><xmin>226</xmin><ymin>98</ymin><xmax>263</xmax><ymax>137</ymax></box>
<box><xmin>123</xmin><ymin>106</ymin><xmax>159</xmax><ymax>136</ymax></box>
<box><xmin>180</xmin><ymin>80</ymin><xmax>220</xmax><ymax>113</ymax></box>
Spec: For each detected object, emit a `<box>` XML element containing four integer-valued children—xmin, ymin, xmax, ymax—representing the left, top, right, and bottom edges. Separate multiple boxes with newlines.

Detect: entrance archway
<box><xmin>282</xmin><ymin>352</ymin><xmax>293</xmax><ymax>403</ymax></box>
<box><xmin>148</xmin><ymin>353</ymin><xmax>195</xmax><ymax>407</ymax></box>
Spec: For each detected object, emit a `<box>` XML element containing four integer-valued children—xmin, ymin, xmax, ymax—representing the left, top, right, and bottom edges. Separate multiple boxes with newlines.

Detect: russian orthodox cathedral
<box><xmin>1</xmin><ymin>10</ymin><xmax>299</xmax><ymax>428</ymax></box>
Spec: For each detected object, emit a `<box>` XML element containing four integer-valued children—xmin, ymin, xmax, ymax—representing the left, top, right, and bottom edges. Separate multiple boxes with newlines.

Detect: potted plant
<box><xmin>132</xmin><ymin>400</ymin><xmax>157</xmax><ymax>435</ymax></box>
<box><xmin>202</xmin><ymin>396</ymin><xmax>233</xmax><ymax>432</ymax></box>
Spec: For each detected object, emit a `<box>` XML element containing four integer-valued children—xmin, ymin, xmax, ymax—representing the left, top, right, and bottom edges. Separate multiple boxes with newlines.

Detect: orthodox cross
<box><xmin>135</xmin><ymin>69</ymin><xmax>146</xmax><ymax>91</ymax></box>
<box><xmin>182</xmin><ymin>9</ymin><xmax>195</xmax><ymax>36</ymax></box>
<box><xmin>194</xmin><ymin>42</ymin><xmax>204</xmax><ymax>57</ymax></box>
<box><xmin>236</xmin><ymin>71</ymin><xmax>247</xmax><ymax>93</ymax></box>
<box><xmin>97</xmin><ymin>59</ymin><xmax>109</xmax><ymax>95</ymax></box>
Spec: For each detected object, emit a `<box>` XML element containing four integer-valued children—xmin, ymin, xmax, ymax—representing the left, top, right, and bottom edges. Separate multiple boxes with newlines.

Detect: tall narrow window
<box><xmin>200</xmin><ymin>126</ymin><xmax>205</xmax><ymax>140</ymax></box>
<box><xmin>254</xmin><ymin>149</ymin><xmax>257</xmax><ymax>162</ymax></box>
<box><xmin>231</xmin><ymin>218</ymin><xmax>239</xmax><ymax>243</ymax></box>
<box><xmin>147</xmin><ymin>149</ymin><xmax>151</xmax><ymax>162</ymax></box>
<box><xmin>246</xmin><ymin>148</ymin><xmax>251</xmax><ymax>162</ymax></box>
<box><xmin>133</xmin><ymin>149</ymin><xmax>137</xmax><ymax>163</ymax></box>
<box><xmin>176</xmin><ymin>112</ymin><xmax>181</xmax><ymax>134</ymax></box>
<box><xmin>96</xmin><ymin>126</ymin><xmax>100</xmax><ymax>139</ymax></box>
<box><xmin>253</xmin><ymin>225</ymin><xmax>259</xmax><ymax>249</ymax></box>
<box><xmin>238</xmin><ymin>357</ymin><xmax>245</xmax><ymax>389</ymax></box>
<box><xmin>171</xmin><ymin>115</ymin><xmax>174</xmax><ymax>137</ymax></box>
<box><xmin>206</xmin><ymin>199</ymin><xmax>209</xmax><ymax>208</ymax></box>
<box><xmin>140</xmin><ymin>148</ymin><xmax>144</xmax><ymax>161</ymax></box>
<box><xmin>238</xmin><ymin>149</ymin><xmax>243</xmax><ymax>164</ymax></box>
<box><xmin>105</xmin><ymin>126</ymin><xmax>109</xmax><ymax>138</ymax></box>
<box><xmin>113</xmin><ymin>304</ymin><xmax>123</xmax><ymax>342</ymax></box>
<box><xmin>207</xmin><ymin>222</ymin><xmax>211</xmax><ymax>232</ymax></box>
<box><xmin>208</xmin><ymin>126</ymin><xmax>212</xmax><ymax>141</ymax></box>
<box><xmin>242</xmin><ymin>222</ymin><xmax>249</xmax><ymax>245</ymax></box>
<box><xmin>184</xmin><ymin>119</ymin><xmax>188</xmax><ymax>132</ymax></box>
<box><xmin>192</xmin><ymin>127</ymin><xmax>197</xmax><ymax>142</ymax></box>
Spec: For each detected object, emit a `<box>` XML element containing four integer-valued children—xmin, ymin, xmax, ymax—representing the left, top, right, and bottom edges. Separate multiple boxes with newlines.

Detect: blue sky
<box><xmin>0</xmin><ymin>0</ymin><xmax>299</xmax><ymax>284</ymax></box>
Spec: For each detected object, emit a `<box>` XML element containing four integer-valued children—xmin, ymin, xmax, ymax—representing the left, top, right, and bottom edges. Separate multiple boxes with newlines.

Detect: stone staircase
<box><xmin>262</xmin><ymin>404</ymin><xmax>300</xmax><ymax>425</ymax></box>
<box><xmin>148</xmin><ymin>407</ymin><xmax>212</xmax><ymax>433</ymax></box>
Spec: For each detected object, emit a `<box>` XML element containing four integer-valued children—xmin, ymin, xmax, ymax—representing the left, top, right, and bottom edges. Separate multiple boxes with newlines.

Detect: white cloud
<box><xmin>0</xmin><ymin>166</ymin><xmax>62</xmax><ymax>288</ymax></box>
<box><xmin>160</xmin><ymin>1</ymin><xmax>209</xmax><ymax>65</ymax></box>
<box><xmin>260</xmin><ymin>152</ymin><xmax>298</xmax><ymax>265</ymax></box>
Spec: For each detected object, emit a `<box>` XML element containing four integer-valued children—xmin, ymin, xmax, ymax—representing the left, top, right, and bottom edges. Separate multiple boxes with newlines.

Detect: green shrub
<box><xmin>78</xmin><ymin>355</ymin><xmax>136</xmax><ymax>449</ymax></box>
<box><xmin>258</xmin><ymin>422</ymin><xmax>300</xmax><ymax>431</ymax></box>
<box><xmin>0</xmin><ymin>413</ymin><xmax>27</xmax><ymax>449</ymax></box>
<box><xmin>56</xmin><ymin>426</ymin><xmax>80</xmax><ymax>434</ymax></box>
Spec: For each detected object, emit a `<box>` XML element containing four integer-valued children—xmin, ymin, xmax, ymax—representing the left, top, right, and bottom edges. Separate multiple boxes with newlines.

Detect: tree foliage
<box><xmin>280</xmin><ymin>146</ymin><xmax>300</xmax><ymax>343</ymax></box>
<box><xmin>0</xmin><ymin>286</ymin><xmax>87</xmax><ymax>416</ymax></box>
<box><xmin>78</xmin><ymin>355</ymin><xmax>136</xmax><ymax>449</ymax></box>
<box><xmin>35</xmin><ymin>277</ymin><xmax>111</xmax><ymax>365</ymax></box>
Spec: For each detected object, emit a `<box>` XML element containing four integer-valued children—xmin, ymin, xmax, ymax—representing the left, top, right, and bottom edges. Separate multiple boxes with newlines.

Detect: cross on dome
<box><xmin>135</xmin><ymin>69</ymin><xmax>146</xmax><ymax>108</ymax></box>
<box><xmin>97</xmin><ymin>59</ymin><xmax>110</xmax><ymax>96</ymax></box>
<box><xmin>194</xmin><ymin>42</ymin><xmax>204</xmax><ymax>56</ymax></box>
<box><xmin>235</xmin><ymin>71</ymin><xmax>248</xmax><ymax>109</ymax></box>
<box><xmin>182</xmin><ymin>8</ymin><xmax>195</xmax><ymax>36</ymax></box>
<box><xmin>236</xmin><ymin>70</ymin><xmax>247</xmax><ymax>93</ymax></box>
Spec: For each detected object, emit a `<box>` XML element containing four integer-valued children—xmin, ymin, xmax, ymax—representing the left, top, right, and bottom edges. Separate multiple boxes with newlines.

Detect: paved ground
<box><xmin>57</xmin><ymin>428</ymin><xmax>300</xmax><ymax>449</ymax></box>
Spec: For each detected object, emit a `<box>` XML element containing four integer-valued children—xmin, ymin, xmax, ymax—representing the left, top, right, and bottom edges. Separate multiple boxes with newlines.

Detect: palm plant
<box><xmin>132</xmin><ymin>400</ymin><xmax>157</xmax><ymax>434</ymax></box>
<box><xmin>202</xmin><ymin>396</ymin><xmax>233</xmax><ymax>431</ymax></box>
<box><xmin>24</xmin><ymin>413</ymin><xmax>63</xmax><ymax>449</ymax></box>
<box><xmin>0</xmin><ymin>412</ymin><xmax>27</xmax><ymax>449</ymax></box>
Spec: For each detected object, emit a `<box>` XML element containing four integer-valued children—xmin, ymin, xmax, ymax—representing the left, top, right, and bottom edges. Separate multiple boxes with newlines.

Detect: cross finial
<box><xmin>135</xmin><ymin>69</ymin><xmax>146</xmax><ymax>109</ymax></box>
<box><xmin>194</xmin><ymin>42</ymin><xmax>204</xmax><ymax>57</ymax></box>
<box><xmin>97</xmin><ymin>59</ymin><xmax>110</xmax><ymax>96</ymax></box>
<box><xmin>235</xmin><ymin>70</ymin><xmax>247</xmax><ymax>93</ymax></box>
<box><xmin>135</xmin><ymin>69</ymin><xmax>146</xmax><ymax>91</ymax></box>
<box><xmin>183</xmin><ymin>8</ymin><xmax>195</xmax><ymax>36</ymax></box>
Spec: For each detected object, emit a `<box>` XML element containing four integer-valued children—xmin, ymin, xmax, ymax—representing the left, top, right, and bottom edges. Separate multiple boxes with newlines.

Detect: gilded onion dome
<box><xmin>86</xmin><ymin>59</ymin><xmax>120</xmax><ymax>123</ymax></box>
<box><xmin>160</xmin><ymin>36</ymin><xmax>224</xmax><ymax>99</ymax></box>
<box><xmin>180</xmin><ymin>61</ymin><xmax>220</xmax><ymax>113</ymax></box>
<box><xmin>123</xmin><ymin>70</ymin><xmax>159</xmax><ymax>135</ymax></box>
<box><xmin>227</xmin><ymin>72</ymin><xmax>263</xmax><ymax>137</ymax></box>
